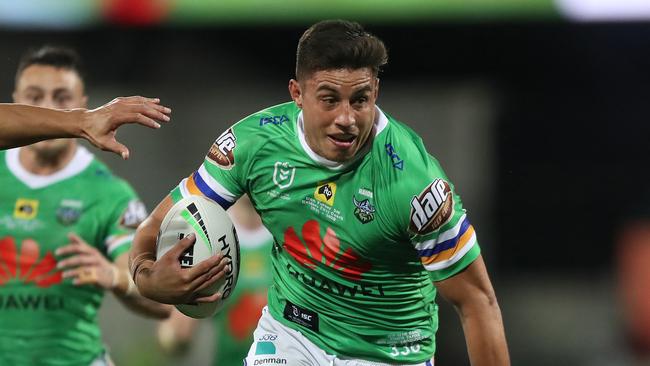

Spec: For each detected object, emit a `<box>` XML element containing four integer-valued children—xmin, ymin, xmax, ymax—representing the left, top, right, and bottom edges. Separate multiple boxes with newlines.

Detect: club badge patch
<box><xmin>353</xmin><ymin>196</ymin><xmax>375</xmax><ymax>224</ymax></box>
<box><xmin>207</xmin><ymin>128</ymin><xmax>237</xmax><ymax>170</ymax></box>
<box><xmin>56</xmin><ymin>199</ymin><xmax>83</xmax><ymax>225</ymax></box>
<box><xmin>409</xmin><ymin>179</ymin><xmax>454</xmax><ymax>234</ymax></box>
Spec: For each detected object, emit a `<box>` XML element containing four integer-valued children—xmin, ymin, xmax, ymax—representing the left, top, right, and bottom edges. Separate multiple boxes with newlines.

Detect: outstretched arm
<box><xmin>0</xmin><ymin>96</ymin><xmax>170</xmax><ymax>159</ymax></box>
<box><xmin>435</xmin><ymin>255</ymin><xmax>510</xmax><ymax>366</ymax></box>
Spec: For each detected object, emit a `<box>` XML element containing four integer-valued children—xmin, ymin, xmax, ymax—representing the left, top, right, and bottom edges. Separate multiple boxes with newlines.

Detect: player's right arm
<box><xmin>129</xmin><ymin>194</ymin><xmax>230</xmax><ymax>304</ymax></box>
<box><xmin>0</xmin><ymin>96</ymin><xmax>170</xmax><ymax>159</ymax></box>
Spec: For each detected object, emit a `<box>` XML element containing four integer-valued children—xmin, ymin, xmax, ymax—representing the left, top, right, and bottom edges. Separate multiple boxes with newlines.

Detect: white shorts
<box><xmin>244</xmin><ymin>307</ymin><xmax>434</xmax><ymax>366</ymax></box>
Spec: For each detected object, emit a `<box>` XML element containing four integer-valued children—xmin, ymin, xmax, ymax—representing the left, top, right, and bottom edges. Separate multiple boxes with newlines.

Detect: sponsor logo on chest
<box><xmin>14</xmin><ymin>199</ymin><xmax>38</xmax><ymax>220</ymax></box>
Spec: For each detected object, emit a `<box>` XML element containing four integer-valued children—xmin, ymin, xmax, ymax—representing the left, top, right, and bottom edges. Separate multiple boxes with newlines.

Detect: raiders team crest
<box><xmin>56</xmin><ymin>199</ymin><xmax>83</xmax><ymax>225</ymax></box>
<box><xmin>353</xmin><ymin>196</ymin><xmax>375</xmax><ymax>224</ymax></box>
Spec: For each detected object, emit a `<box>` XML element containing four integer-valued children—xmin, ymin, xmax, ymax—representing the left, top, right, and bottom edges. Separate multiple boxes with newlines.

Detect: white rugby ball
<box><xmin>155</xmin><ymin>195</ymin><xmax>240</xmax><ymax>318</ymax></box>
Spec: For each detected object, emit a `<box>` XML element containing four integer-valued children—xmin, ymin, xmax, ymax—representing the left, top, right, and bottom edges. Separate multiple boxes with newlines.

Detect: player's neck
<box><xmin>18</xmin><ymin>143</ymin><xmax>78</xmax><ymax>175</ymax></box>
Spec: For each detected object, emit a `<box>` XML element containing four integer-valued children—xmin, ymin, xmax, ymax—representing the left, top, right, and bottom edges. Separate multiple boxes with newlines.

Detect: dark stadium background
<box><xmin>1</xmin><ymin>19</ymin><xmax>648</xmax><ymax>366</ymax></box>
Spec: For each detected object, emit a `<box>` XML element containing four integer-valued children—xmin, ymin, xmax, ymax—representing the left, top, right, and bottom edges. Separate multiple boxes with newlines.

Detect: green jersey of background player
<box><xmin>0</xmin><ymin>46</ymin><xmax>169</xmax><ymax>366</ymax></box>
<box><xmin>132</xmin><ymin>20</ymin><xmax>509</xmax><ymax>365</ymax></box>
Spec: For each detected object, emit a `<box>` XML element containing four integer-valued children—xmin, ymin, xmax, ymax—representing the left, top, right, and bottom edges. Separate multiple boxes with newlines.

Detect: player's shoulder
<box><xmin>80</xmin><ymin>153</ymin><xmax>136</xmax><ymax>196</ymax></box>
<box><xmin>230</xmin><ymin>101</ymin><xmax>300</xmax><ymax>137</ymax></box>
<box><xmin>373</xmin><ymin>108</ymin><xmax>439</xmax><ymax>175</ymax></box>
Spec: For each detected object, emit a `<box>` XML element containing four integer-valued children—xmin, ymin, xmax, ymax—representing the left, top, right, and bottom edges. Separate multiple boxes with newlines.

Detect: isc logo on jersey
<box><xmin>207</xmin><ymin>128</ymin><xmax>237</xmax><ymax>170</ymax></box>
<box><xmin>410</xmin><ymin>179</ymin><xmax>454</xmax><ymax>234</ymax></box>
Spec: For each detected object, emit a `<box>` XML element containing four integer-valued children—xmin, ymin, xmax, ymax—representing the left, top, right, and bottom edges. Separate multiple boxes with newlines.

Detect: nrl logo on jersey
<box><xmin>273</xmin><ymin>161</ymin><xmax>296</xmax><ymax>189</ymax></box>
<box><xmin>409</xmin><ymin>179</ymin><xmax>454</xmax><ymax>234</ymax></box>
<box><xmin>353</xmin><ymin>196</ymin><xmax>375</xmax><ymax>224</ymax></box>
<box><xmin>207</xmin><ymin>128</ymin><xmax>237</xmax><ymax>170</ymax></box>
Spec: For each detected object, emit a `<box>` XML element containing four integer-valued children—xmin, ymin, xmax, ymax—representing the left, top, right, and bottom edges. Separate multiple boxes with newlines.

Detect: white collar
<box><xmin>6</xmin><ymin>145</ymin><xmax>94</xmax><ymax>189</ymax></box>
<box><xmin>296</xmin><ymin>105</ymin><xmax>389</xmax><ymax>170</ymax></box>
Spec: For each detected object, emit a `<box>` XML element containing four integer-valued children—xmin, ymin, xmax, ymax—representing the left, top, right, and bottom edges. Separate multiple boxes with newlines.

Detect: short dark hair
<box><xmin>295</xmin><ymin>20</ymin><xmax>388</xmax><ymax>80</ymax></box>
<box><xmin>15</xmin><ymin>46</ymin><xmax>84</xmax><ymax>84</ymax></box>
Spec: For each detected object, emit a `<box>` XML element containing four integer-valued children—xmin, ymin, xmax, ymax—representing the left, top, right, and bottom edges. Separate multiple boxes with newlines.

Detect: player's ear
<box><xmin>288</xmin><ymin>79</ymin><xmax>303</xmax><ymax>108</ymax></box>
<box><xmin>373</xmin><ymin>77</ymin><xmax>380</xmax><ymax>100</ymax></box>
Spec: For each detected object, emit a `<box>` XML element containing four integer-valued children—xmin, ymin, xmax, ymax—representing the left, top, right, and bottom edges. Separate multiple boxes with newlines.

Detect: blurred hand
<box><xmin>81</xmin><ymin>96</ymin><xmax>171</xmax><ymax>159</ymax></box>
<box><xmin>135</xmin><ymin>234</ymin><xmax>230</xmax><ymax>304</ymax></box>
<box><xmin>56</xmin><ymin>232</ymin><xmax>116</xmax><ymax>289</ymax></box>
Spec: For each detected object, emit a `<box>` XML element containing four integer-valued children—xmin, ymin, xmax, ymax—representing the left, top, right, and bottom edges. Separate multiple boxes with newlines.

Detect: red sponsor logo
<box><xmin>283</xmin><ymin>220</ymin><xmax>371</xmax><ymax>281</ymax></box>
<box><xmin>0</xmin><ymin>237</ymin><xmax>62</xmax><ymax>288</ymax></box>
<box><xmin>207</xmin><ymin>128</ymin><xmax>237</xmax><ymax>169</ymax></box>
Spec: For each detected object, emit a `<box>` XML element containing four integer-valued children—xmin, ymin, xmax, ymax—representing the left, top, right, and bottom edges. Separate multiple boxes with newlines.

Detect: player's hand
<box><xmin>55</xmin><ymin>233</ymin><xmax>117</xmax><ymax>289</ymax></box>
<box><xmin>136</xmin><ymin>234</ymin><xmax>230</xmax><ymax>304</ymax></box>
<box><xmin>81</xmin><ymin>96</ymin><xmax>171</xmax><ymax>160</ymax></box>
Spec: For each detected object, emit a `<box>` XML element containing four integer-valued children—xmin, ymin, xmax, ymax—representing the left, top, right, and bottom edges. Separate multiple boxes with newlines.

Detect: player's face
<box><xmin>290</xmin><ymin>68</ymin><xmax>379</xmax><ymax>163</ymax></box>
<box><xmin>13</xmin><ymin>64</ymin><xmax>87</xmax><ymax>156</ymax></box>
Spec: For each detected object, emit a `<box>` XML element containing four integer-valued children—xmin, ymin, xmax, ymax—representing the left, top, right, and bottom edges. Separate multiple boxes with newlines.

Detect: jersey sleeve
<box><xmin>387</xmin><ymin>128</ymin><xmax>481</xmax><ymax>282</ymax></box>
<box><xmin>102</xmin><ymin>180</ymin><xmax>148</xmax><ymax>261</ymax></box>
<box><xmin>172</xmin><ymin>111</ymin><xmax>271</xmax><ymax>206</ymax></box>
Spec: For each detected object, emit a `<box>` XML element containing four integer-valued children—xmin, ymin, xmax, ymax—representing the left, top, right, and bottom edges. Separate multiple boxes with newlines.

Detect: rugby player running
<box><xmin>131</xmin><ymin>20</ymin><xmax>509</xmax><ymax>365</ymax></box>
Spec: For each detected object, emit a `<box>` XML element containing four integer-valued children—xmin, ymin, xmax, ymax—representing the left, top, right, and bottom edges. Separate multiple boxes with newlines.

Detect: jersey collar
<box><xmin>6</xmin><ymin>145</ymin><xmax>94</xmax><ymax>189</ymax></box>
<box><xmin>296</xmin><ymin>105</ymin><xmax>389</xmax><ymax>170</ymax></box>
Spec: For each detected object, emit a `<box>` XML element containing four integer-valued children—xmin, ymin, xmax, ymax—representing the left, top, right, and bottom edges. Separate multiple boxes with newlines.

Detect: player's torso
<box><xmin>244</xmin><ymin>110</ymin><xmax>437</xmax><ymax>362</ymax></box>
<box><xmin>0</xmin><ymin>150</ymin><xmax>108</xmax><ymax>365</ymax></box>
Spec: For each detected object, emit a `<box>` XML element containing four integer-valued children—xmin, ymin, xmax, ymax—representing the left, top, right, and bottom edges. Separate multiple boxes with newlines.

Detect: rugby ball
<box><xmin>155</xmin><ymin>195</ymin><xmax>240</xmax><ymax>318</ymax></box>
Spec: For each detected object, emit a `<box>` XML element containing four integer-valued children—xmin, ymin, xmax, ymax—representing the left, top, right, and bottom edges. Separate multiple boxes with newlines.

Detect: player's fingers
<box><xmin>165</xmin><ymin>234</ymin><xmax>196</xmax><ymax>260</ymax></box>
<box><xmin>134</xmin><ymin>101</ymin><xmax>171</xmax><ymax>121</ymax></box>
<box><xmin>190</xmin><ymin>256</ymin><xmax>229</xmax><ymax>290</ymax></box>
<box><xmin>194</xmin><ymin>292</ymin><xmax>223</xmax><ymax>304</ymax></box>
<box><xmin>100</xmin><ymin>138</ymin><xmax>130</xmax><ymax>160</ymax></box>
<box><xmin>120</xmin><ymin>112</ymin><xmax>161</xmax><ymax>129</ymax></box>
<box><xmin>187</xmin><ymin>252</ymin><xmax>224</xmax><ymax>279</ymax></box>
<box><xmin>55</xmin><ymin>244</ymin><xmax>83</xmax><ymax>256</ymax></box>
<box><xmin>57</xmin><ymin>254</ymin><xmax>98</xmax><ymax>270</ymax></box>
<box><xmin>192</xmin><ymin>265</ymin><xmax>228</xmax><ymax>293</ymax></box>
<box><xmin>63</xmin><ymin>267</ymin><xmax>98</xmax><ymax>285</ymax></box>
<box><xmin>116</xmin><ymin>96</ymin><xmax>159</xmax><ymax>104</ymax></box>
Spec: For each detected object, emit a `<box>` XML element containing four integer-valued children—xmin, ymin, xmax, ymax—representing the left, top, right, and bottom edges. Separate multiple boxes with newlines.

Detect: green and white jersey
<box><xmin>173</xmin><ymin>102</ymin><xmax>480</xmax><ymax>364</ymax></box>
<box><xmin>0</xmin><ymin>146</ymin><xmax>147</xmax><ymax>366</ymax></box>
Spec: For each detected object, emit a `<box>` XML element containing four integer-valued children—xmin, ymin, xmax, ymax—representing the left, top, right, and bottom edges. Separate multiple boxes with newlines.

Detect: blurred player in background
<box><xmin>157</xmin><ymin>195</ymin><xmax>273</xmax><ymax>364</ymax></box>
<box><xmin>0</xmin><ymin>96</ymin><xmax>171</xmax><ymax>158</ymax></box>
<box><xmin>131</xmin><ymin>20</ymin><xmax>509</xmax><ymax>365</ymax></box>
<box><xmin>0</xmin><ymin>46</ymin><xmax>170</xmax><ymax>366</ymax></box>
<box><xmin>616</xmin><ymin>200</ymin><xmax>650</xmax><ymax>365</ymax></box>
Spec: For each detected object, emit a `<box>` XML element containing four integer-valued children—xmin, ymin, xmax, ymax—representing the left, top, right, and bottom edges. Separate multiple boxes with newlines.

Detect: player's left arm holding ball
<box><xmin>56</xmin><ymin>194</ymin><xmax>172</xmax><ymax>318</ymax></box>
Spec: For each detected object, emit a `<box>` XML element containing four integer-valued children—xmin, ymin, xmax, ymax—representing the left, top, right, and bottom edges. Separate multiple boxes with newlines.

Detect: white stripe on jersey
<box><xmin>413</xmin><ymin>213</ymin><xmax>467</xmax><ymax>251</ymax></box>
<box><xmin>198</xmin><ymin>165</ymin><xmax>236</xmax><ymax>202</ymax></box>
<box><xmin>105</xmin><ymin>233</ymin><xmax>134</xmax><ymax>254</ymax></box>
<box><xmin>422</xmin><ymin>231</ymin><xmax>477</xmax><ymax>271</ymax></box>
